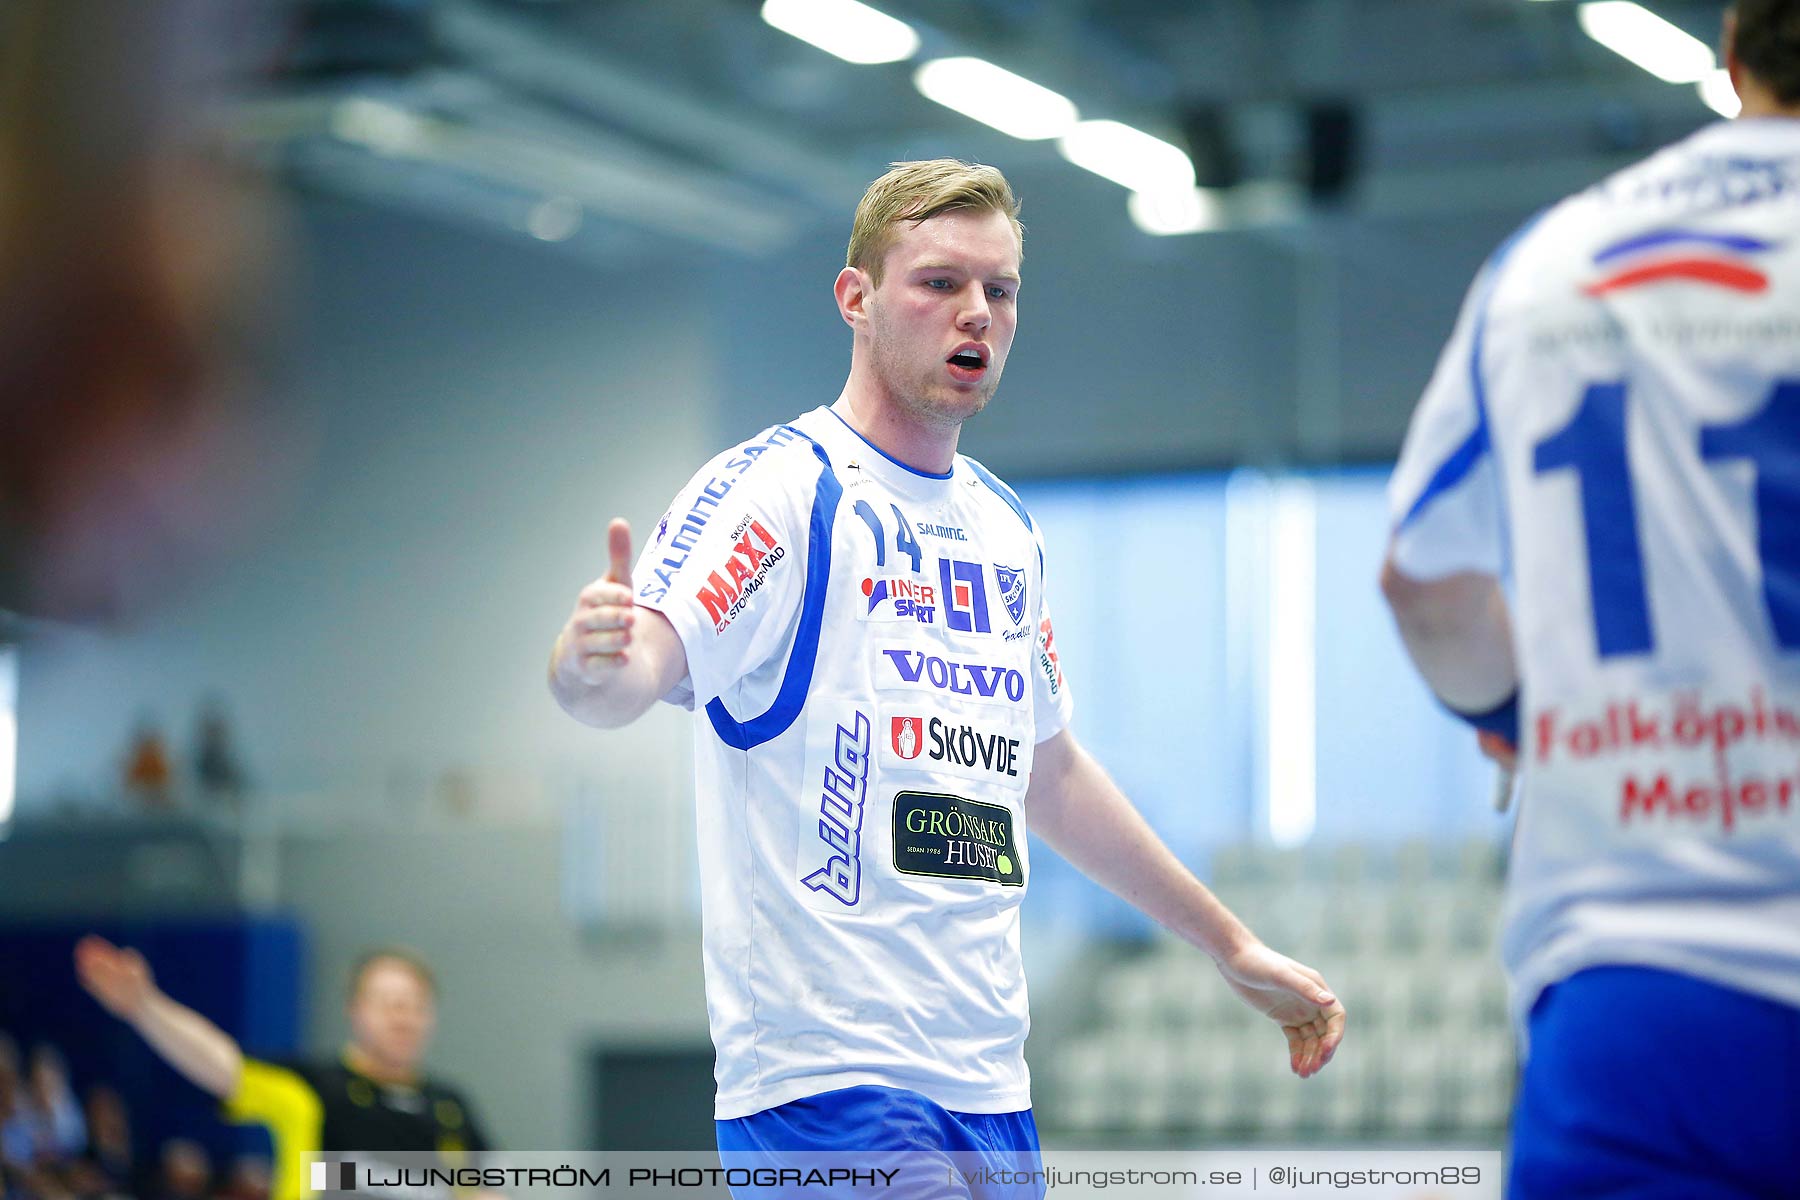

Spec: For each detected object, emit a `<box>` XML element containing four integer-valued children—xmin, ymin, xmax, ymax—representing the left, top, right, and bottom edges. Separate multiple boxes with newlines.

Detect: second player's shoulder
<box><xmin>1480</xmin><ymin>185</ymin><xmax>1596</xmax><ymax>284</ymax></box>
<box><xmin>1585</xmin><ymin>119</ymin><xmax>1788</xmax><ymax>209</ymax></box>
<box><xmin>1521</xmin><ymin>124</ymin><xmax>1753</xmax><ymax>265</ymax></box>
<box><xmin>1485</xmin><ymin>127</ymin><xmax>1778</xmax><ymax>318</ymax></box>
<box><xmin>1476</xmin><ymin>182</ymin><xmax>1646</xmax><ymax>326</ymax></box>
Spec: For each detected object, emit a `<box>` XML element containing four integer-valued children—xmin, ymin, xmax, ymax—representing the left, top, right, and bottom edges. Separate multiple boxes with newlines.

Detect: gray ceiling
<box><xmin>218</xmin><ymin>0</ymin><xmax>1732</xmax><ymax>259</ymax></box>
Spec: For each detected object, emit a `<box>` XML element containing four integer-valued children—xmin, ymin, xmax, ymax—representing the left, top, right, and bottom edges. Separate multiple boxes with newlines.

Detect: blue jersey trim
<box><xmin>826</xmin><ymin>409</ymin><xmax>953</xmax><ymax>480</ymax></box>
<box><xmin>706</xmin><ymin>432</ymin><xmax>840</xmax><ymax>751</ymax></box>
<box><xmin>1392</xmin><ymin>210</ymin><xmax>1547</xmax><ymax>538</ymax></box>
<box><xmin>1396</xmin><ymin>425</ymin><xmax>1487</xmax><ymax>532</ymax></box>
<box><xmin>965</xmin><ymin>458</ymin><xmax>1034</xmax><ymax>533</ymax></box>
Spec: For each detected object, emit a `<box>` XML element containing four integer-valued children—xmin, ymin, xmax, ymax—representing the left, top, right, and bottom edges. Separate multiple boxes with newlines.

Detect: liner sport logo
<box><xmin>861</xmin><ymin>575</ymin><xmax>937</xmax><ymax>624</ymax></box>
<box><xmin>993</xmin><ymin>564</ymin><xmax>1026</xmax><ymax>627</ymax></box>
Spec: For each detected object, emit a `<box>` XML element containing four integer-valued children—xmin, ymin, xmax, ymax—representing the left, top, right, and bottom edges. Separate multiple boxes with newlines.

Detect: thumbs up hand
<box><xmin>554</xmin><ymin>518</ymin><xmax>639</xmax><ymax>685</ymax></box>
<box><xmin>602</xmin><ymin>518</ymin><xmax>633</xmax><ymax>591</ymax></box>
<box><xmin>549</xmin><ymin>516</ymin><xmax>691</xmax><ymax>729</ymax></box>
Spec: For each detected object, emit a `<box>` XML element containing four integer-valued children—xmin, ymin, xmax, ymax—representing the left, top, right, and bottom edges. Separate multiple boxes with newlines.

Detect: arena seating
<box><xmin>1043</xmin><ymin>837</ymin><xmax>1514</xmax><ymax>1142</ymax></box>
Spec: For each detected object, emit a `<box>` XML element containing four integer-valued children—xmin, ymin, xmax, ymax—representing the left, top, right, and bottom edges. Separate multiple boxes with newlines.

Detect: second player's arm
<box><xmin>1379</xmin><ymin>556</ymin><xmax>1518</xmax><ymax>713</ymax></box>
<box><xmin>1023</xmin><ymin>730</ymin><xmax>1345</xmax><ymax>1077</ymax></box>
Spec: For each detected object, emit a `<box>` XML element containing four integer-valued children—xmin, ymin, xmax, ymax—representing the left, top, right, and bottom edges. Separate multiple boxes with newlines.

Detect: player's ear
<box><xmin>835</xmin><ymin>267</ymin><xmax>870</xmax><ymax>330</ymax></box>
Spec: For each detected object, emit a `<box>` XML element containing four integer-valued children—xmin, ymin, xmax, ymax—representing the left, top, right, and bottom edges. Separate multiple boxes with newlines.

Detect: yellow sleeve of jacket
<box><xmin>222</xmin><ymin>1059</ymin><xmax>324</xmax><ymax>1200</ymax></box>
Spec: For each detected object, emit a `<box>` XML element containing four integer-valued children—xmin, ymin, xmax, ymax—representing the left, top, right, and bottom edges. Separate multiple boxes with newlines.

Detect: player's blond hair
<box><xmin>846</xmin><ymin>159</ymin><xmax>1023</xmax><ymax>286</ymax></box>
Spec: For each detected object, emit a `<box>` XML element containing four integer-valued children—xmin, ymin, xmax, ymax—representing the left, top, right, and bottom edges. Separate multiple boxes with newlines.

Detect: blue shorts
<box><xmin>1510</xmin><ymin>965</ymin><xmax>1800</xmax><ymax>1199</ymax></box>
<box><xmin>716</xmin><ymin>1086</ymin><xmax>1043</xmax><ymax>1199</ymax></box>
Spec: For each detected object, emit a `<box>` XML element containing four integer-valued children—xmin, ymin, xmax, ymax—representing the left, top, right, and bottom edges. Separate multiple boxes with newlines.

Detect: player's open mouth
<box><xmin>946</xmin><ymin>344</ymin><xmax>989</xmax><ymax>381</ymax></box>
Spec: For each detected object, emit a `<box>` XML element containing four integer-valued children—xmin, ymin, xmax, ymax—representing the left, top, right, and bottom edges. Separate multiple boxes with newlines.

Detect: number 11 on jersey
<box><xmin>1532</xmin><ymin>378</ymin><xmax>1800</xmax><ymax>657</ymax></box>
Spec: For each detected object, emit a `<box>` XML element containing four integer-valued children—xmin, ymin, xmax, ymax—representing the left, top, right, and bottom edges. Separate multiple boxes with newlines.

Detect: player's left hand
<box><xmin>1215</xmin><ymin>942</ymin><xmax>1346</xmax><ymax>1078</ymax></box>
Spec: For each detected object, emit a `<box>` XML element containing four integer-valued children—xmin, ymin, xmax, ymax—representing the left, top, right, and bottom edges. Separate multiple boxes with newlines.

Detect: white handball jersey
<box><xmin>632</xmin><ymin>405</ymin><xmax>1073</xmax><ymax>1119</ymax></box>
<box><xmin>1390</xmin><ymin>118</ymin><xmax>1800</xmax><ymax>1031</ymax></box>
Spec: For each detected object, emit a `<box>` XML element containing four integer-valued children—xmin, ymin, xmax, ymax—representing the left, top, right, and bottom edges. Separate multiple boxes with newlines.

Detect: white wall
<box><xmin>17</xmin><ymin>199</ymin><xmax>721</xmax><ymax>805</ymax></box>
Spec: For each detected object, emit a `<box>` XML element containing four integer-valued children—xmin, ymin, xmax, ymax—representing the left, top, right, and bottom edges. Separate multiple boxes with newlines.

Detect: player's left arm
<box><xmin>1379</xmin><ymin>556</ymin><xmax>1519</xmax><ymax>764</ymax></box>
<box><xmin>1024</xmin><ymin>729</ymin><xmax>1345</xmax><ymax>1077</ymax></box>
<box><xmin>1382</xmin><ymin>228</ymin><xmax>1531</xmax><ymax>763</ymax></box>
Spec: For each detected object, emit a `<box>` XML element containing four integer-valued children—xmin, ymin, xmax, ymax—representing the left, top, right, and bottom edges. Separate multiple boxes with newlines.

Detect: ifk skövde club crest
<box><xmin>994</xmin><ymin>565</ymin><xmax>1026</xmax><ymax>627</ymax></box>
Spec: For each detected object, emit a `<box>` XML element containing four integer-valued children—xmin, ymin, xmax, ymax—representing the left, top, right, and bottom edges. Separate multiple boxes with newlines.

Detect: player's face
<box><xmin>864</xmin><ymin>208</ymin><xmax>1020</xmax><ymax>428</ymax></box>
<box><xmin>347</xmin><ymin>959</ymin><xmax>436</xmax><ymax>1072</ymax></box>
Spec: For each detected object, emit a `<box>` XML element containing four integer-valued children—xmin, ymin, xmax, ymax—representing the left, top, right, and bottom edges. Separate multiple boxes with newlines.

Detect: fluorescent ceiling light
<box><xmin>761</xmin><ymin>0</ymin><xmax>919</xmax><ymax>65</ymax></box>
<box><xmin>1127</xmin><ymin>187</ymin><xmax>1225</xmax><ymax>235</ymax></box>
<box><xmin>331</xmin><ymin>97</ymin><xmax>428</xmax><ymax>155</ymax></box>
<box><xmin>913</xmin><ymin>58</ymin><xmax>1079</xmax><ymax>141</ymax></box>
<box><xmin>1057</xmin><ymin>120</ymin><xmax>1196</xmax><ymax>193</ymax></box>
<box><xmin>527</xmin><ymin>196</ymin><xmax>583</xmax><ymax>242</ymax></box>
<box><xmin>1577</xmin><ymin>1</ymin><xmax>1715</xmax><ymax>84</ymax></box>
<box><xmin>1698</xmin><ymin>67</ymin><xmax>1742</xmax><ymax>117</ymax></box>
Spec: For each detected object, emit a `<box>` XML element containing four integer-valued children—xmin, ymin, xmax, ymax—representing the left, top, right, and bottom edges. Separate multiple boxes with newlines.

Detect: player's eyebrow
<box><xmin>910</xmin><ymin>262</ymin><xmax>1022</xmax><ymax>284</ymax></box>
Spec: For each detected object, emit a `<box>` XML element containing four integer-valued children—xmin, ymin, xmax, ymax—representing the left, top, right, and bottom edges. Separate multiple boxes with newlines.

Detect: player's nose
<box><xmin>957</xmin><ymin>287</ymin><xmax>990</xmax><ymax>334</ymax></box>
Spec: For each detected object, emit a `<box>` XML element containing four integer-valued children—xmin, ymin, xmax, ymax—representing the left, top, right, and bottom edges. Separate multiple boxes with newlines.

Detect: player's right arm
<box><xmin>73</xmin><ymin>935</ymin><xmax>243</xmax><ymax>1098</ymax></box>
<box><xmin>548</xmin><ymin>517</ymin><xmax>689</xmax><ymax>729</ymax></box>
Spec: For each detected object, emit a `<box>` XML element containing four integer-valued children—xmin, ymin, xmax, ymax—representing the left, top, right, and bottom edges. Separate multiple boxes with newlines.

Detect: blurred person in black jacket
<box><xmin>76</xmin><ymin>939</ymin><xmax>489</xmax><ymax>1200</ymax></box>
